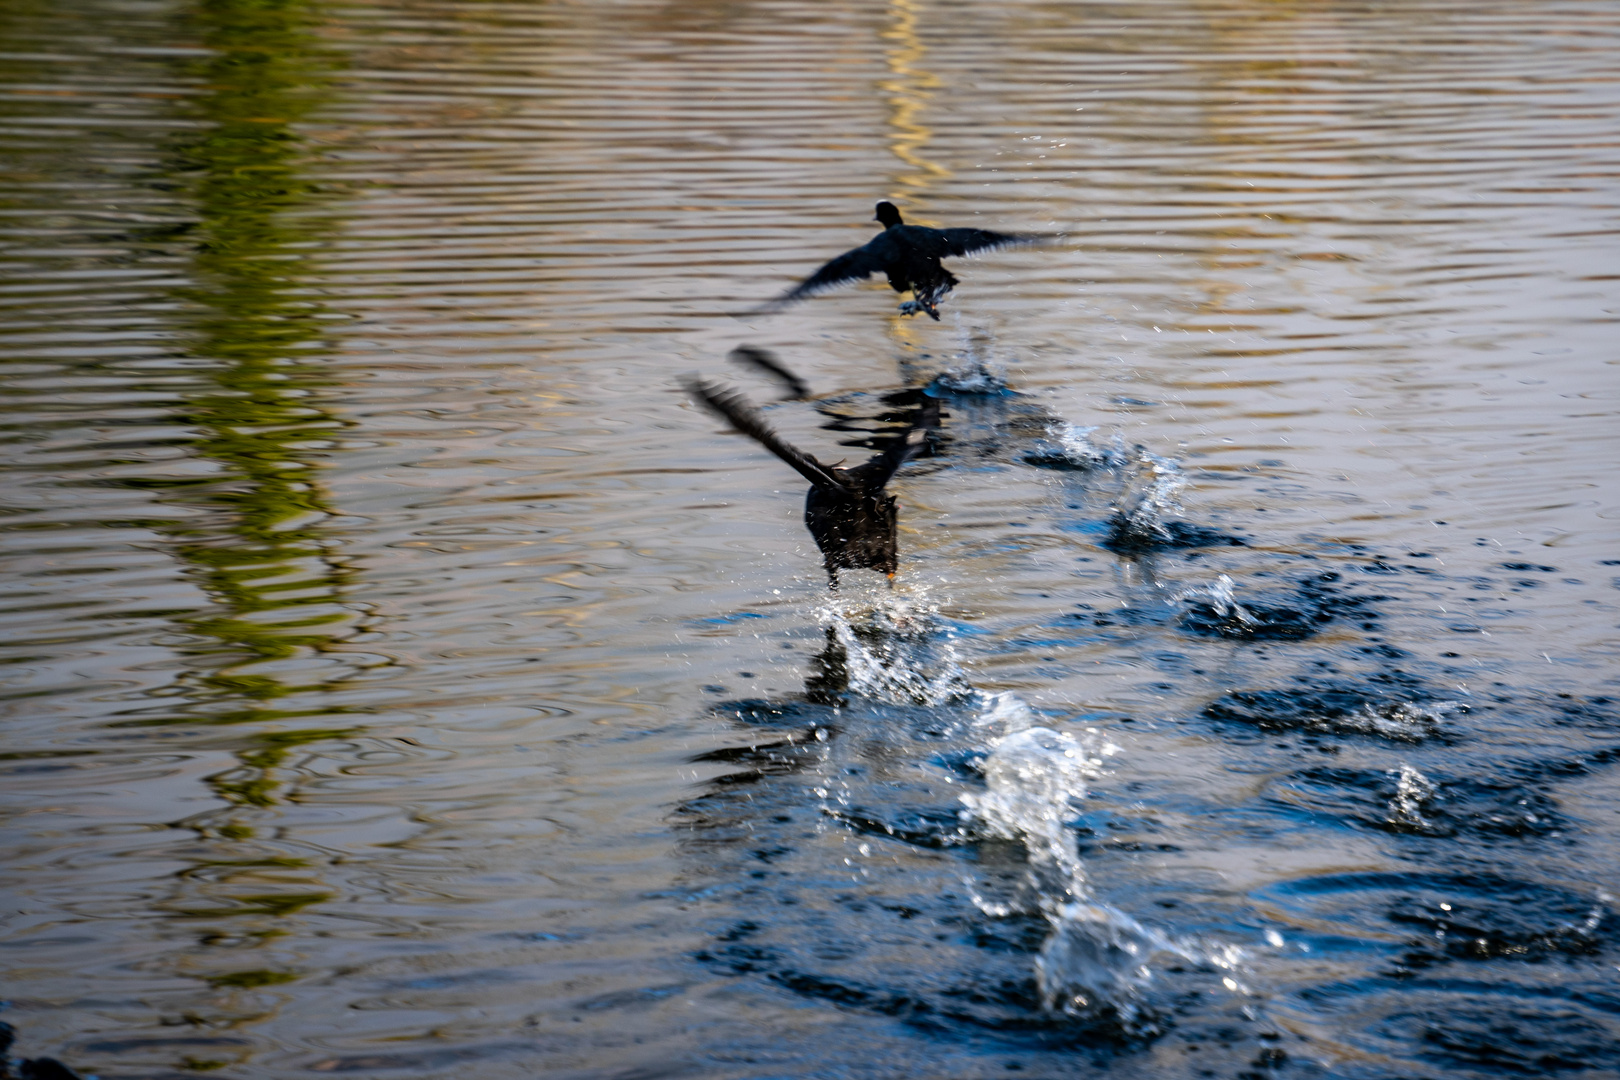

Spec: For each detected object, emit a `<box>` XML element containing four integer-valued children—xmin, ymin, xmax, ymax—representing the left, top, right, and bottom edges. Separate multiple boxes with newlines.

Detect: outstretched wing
<box><xmin>728</xmin><ymin>345</ymin><xmax>810</xmax><ymax>400</ymax></box>
<box><xmin>683</xmin><ymin>377</ymin><xmax>848</xmax><ymax>494</ymax></box>
<box><xmin>849</xmin><ymin>395</ymin><xmax>941</xmax><ymax>490</ymax></box>
<box><xmin>754</xmin><ymin>237</ymin><xmax>888</xmax><ymax>312</ymax></box>
<box><xmin>931</xmin><ymin>227</ymin><xmax>1040</xmax><ymax>259</ymax></box>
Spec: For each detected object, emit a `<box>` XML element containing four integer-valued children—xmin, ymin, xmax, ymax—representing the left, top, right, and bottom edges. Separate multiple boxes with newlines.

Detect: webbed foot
<box><xmin>898</xmin><ymin>300</ymin><xmax>921</xmax><ymax>317</ymax></box>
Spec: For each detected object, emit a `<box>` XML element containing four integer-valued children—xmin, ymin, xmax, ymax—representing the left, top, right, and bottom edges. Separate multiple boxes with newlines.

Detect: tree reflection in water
<box><xmin>118</xmin><ymin>0</ymin><xmax>366</xmax><ymax>1012</ymax></box>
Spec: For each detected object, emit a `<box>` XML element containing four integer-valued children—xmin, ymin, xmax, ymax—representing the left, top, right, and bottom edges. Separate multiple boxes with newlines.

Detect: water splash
<box><xmin>970</xmin><ymin>690</ymin><xmax>1040</xmax><ymax>738</ymax></box>
<box><xmin>1179</xmin><ymin>573</ymin><xmax>1330</xmax><ymax>641</ymax></box>
<box><xmin>1387</xmin><ymin>764</ymin><xmax>1438</xmax><ymax>830</ymax></box>
<box><xmin>815</xmin><ymin>591</ymin><xmax>973</xmax><ymax>706</ymax></box>
<box><xmin>960</xmin><ymin>722</ymin><xmax>1114</xmax><ymax>899</ymax></box>
<box><xmin>1106</xmin><ymin>449</ymin><xmax>1186</xmax><ymax>549</ymax></box>
<box><xmin>1037</xmin><ymin>902</ymin><xmax>1194</xmax><ymax>1023</ymax></box>
<box><xmin>1339</xmin><ymin>701</ymin><xmax>1458</xmax><ymax>742</ymax></box>
<box><xmin>1181</xmin><ymin>573</ymin><xmax>1255</xmax><ymax>625</ymax></box>
<box><xmin>928</xmin><ymin>330</ymin><xmax>1014</xmax><ymax>395</ymax></box>
<box><xmin>929</xmin><ymin>357</ymin><xmax>1010</xmax><ymax>396</ymax></box>
<box><xmin>1023</xmin><ymin>422</ymin><xmax>1128</xmax><ymax>471</ymax></box>
<box><xmin>955</xmin><ymin>696</ymin><xmax>1244</xmax><ymax>1028</ymax></box>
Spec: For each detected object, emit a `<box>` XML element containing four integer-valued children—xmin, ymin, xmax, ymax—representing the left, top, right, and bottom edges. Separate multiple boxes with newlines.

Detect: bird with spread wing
<box><xmin>684</xmin><ymin>375</ymin><xmax>940</xmax><ymax>587</ymax></box>
<box><xmin>752</xmin><ymin>201</ymin><xmax>1046</xmax><ymax>321</ymax></box>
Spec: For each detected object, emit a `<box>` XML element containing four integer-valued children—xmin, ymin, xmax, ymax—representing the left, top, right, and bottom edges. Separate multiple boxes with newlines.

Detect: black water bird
<box><xmin>756</xmin><ymin>201</ymin><xmax>1041</xmax><ymax>320</ymax></box>
<box><xmin>685</xmin><ymin>377</ymin><xmax>940</xmax><ymax>586</ymax></box>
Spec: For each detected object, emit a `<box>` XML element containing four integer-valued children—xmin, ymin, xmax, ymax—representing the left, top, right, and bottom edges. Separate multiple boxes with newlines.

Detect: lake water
<box><xmin>2</xmin><ymin>0</ymin><xmax>1618</xmax><ymax>1076</ymax></box>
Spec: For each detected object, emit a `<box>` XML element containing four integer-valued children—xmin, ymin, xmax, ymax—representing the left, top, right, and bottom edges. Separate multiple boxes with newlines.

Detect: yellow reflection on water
<box><xmin>881</xmin><ymin>0</ymin><xmax>950</xmax><ymax>343</ymax></box>
<box><xmin>880</xmin><ymin>0</ymin><xmax>950</xmax><ymax>199</ymax></box>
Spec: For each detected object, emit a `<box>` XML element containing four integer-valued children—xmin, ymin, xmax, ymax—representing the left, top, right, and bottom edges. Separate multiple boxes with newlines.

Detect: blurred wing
<box><xmin>727</xmin><ymin>345</ymin><xmax>810</xmax><ymax>400</ymax></box>
<box><xmin>757</xmin><ymin>240</ymin><xmax>887</xmax><ymax>311</ymax></box>
<box><xmin>933</xmin><ymin>227</ymin><xmax>1040</xmax><ymax>258</ymax></box>
<box><xmin>683</xmin><ymin>377</ymin><xmax>848</xmax><ymax>493</ymax></box>
<box><xmin>854</xmin><ymin>395</ymin><xmax>941</xmax><ymax>489</ymax></box>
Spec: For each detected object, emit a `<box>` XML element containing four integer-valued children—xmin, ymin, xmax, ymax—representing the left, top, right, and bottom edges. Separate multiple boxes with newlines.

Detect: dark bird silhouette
<box><xmin>756</xmin><ymin>201</ymin><xmax>1041</xmax><ymax>321</ymax></box>
<box><xmin>728</xmin><ymin>345</ymin><xmax>809</xmax><ymax>400</ymax></box>
<box><xmin>685</xmin><ymin>377</ymin><xmax>940</xmax><ymax>587</ymax></box>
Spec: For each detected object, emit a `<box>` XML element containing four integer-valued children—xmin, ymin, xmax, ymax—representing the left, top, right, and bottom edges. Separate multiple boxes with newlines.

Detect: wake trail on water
<box><xmin>961</xmin><ymin>693</ymin><xmax>1246</xmax><ymax>1028</ymax></box>
<box><xmin>812</xmin><ymin>589</ymin><xmax>1250</xmax><ymax>1032</ymax></box>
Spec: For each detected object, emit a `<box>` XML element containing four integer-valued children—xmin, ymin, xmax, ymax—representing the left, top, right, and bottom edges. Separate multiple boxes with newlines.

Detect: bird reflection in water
<box><xmin>685</xmin><ymin>366</ymin><xmax>940</xmax><ymax>588</ymax></box>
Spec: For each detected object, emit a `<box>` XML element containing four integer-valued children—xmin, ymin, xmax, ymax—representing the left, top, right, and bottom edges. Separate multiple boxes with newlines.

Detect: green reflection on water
<box><xmin>131</xmin><ymin>0</ymin><xmax>364</xmax><ymax>1012</ymax></box>
<box><xmin>167</xmin><ymin>0</ymin><xmax>351</xmax><ymax>685</ymax></box>
<box><xmin>142</xmin><ymin>0</ymin><xmax>362</xmax><ymax>838</ymax></box>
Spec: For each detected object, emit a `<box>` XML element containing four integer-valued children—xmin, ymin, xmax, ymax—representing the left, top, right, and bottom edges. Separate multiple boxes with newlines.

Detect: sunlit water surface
<box><xmin>1</xmin><ymin>0</ymin><xmax>1618</xmax><ymax>1076</ymax></box>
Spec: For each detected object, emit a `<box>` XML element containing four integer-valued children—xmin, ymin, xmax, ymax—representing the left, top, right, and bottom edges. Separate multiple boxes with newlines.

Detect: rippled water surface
<box><xmin>2</xmin><ymin>0</ymin><xmax>1619</xmax><ymax>1076</ymax></box>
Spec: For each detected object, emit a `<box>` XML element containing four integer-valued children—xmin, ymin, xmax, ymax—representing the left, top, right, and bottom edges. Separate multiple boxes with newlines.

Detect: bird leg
<box><xmin>901</xmin><ymin>283</ymin><xmax>948</xmax><ymax>320</ymax></box>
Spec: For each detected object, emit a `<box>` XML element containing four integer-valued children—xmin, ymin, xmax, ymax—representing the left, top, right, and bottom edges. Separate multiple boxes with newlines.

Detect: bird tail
<box><xmin>682</xmin><ymin>377</ymin><xmax>849</xmax><ymax>494</ymax></box>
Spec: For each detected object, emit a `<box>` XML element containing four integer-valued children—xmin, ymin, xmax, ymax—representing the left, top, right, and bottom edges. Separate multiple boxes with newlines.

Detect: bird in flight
<box><xmin>684</xmin><ymin>376</ymin><xmax>940</xmax><ymax>587</ymax></box>
<box><xmin>753</xmin><ymin>201</ymin><xmax>1043</xmax><ymax>321</ymax></box>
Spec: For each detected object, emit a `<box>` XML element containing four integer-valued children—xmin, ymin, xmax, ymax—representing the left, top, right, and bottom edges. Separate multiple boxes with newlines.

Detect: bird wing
<box><xmin>683</xmin><ymin>377</ymin><xmax>849</xmax><ymax>493</ymax></box>
<box><xmin>850</xmin><ymin>395</ymin><xmax>941</xmax><ymax>490</ymax></box>
<box><xmin>930</xmin><ymin>227</ymin><xmax>1039</xmax><ymax>259</ymax></box>
<box><xmin>727</xmin><ymin>345</ymin><xmax>810</xmax><ymax>400</ymax></box>
<box><xmin>755</xmin><ymin>236</ymin><xmax>890</xmax><ymax>312</ymax></box>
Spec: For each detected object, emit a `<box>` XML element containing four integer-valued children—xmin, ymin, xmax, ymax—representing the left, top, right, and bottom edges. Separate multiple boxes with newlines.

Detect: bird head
<box><xmin>873</xmin><ymin>201</ymin><xmax>903</xmax><ymax>228</ymax></box>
